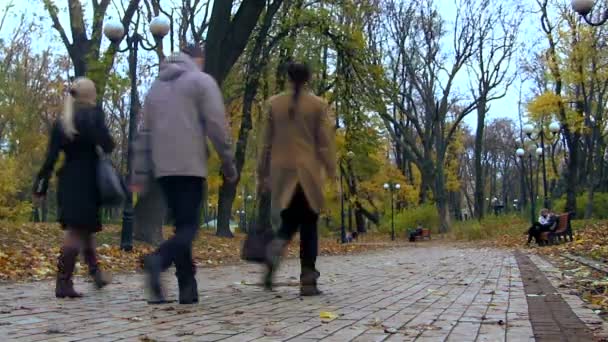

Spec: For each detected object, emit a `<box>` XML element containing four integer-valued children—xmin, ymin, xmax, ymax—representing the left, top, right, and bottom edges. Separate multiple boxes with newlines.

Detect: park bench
<box><xmin>539</xmin><ymin>213</ymin><xmax>573</xmax><ymax>245</ymax></box>
<box><xmin>408</xmin><ymin>228</ymin><xmax>431</xmax><ymax>242</ymax></box>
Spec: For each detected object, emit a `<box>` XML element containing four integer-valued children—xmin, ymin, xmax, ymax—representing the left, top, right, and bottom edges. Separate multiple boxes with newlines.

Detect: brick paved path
<box><xmin>0</xmin><ymin>245</ymin><xmax>605</xmax><ymax>341</ymax></box>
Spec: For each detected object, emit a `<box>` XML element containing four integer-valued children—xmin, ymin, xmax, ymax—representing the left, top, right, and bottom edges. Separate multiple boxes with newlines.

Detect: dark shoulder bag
<box><xmin>96</xmin><ymin>147</ymin><xmax>126</xmax><ymax>207</ymax></box>
<box><xmin>241</xmin><ymin>110</ymin><xmax>275</xmax><ymax>263</ymax></box>
<box><xmin>82</xmin><ymin>107</ymin><xmax>125</xmax><ymax>208</ymax></box>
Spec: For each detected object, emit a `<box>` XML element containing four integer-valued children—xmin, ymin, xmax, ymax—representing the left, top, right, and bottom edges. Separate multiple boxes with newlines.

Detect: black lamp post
<box><xmin>237</xmin><ymin>210</ymin><xmax>244</xmax><ymax>232</ymax></box>
<box><xmin>209</xmin><ymin>204</ymin><xmax>216</xmax><ymax>229</ymax></box>
<box><xmin>103</xmin><ymin>17</ymin><xmax>170</xmax><ymax>251</ymax></box>
<box><xmin>572</xmin><ymin>0</ymin><xmax>608</xmax><ymax>26</ymax></box>
<box><xmin>522</xmin><ymin>121</ymin><xmax>561</xmax><ymax>211</ymax></box>
<box><xmin>241</xmin><ymin>194</ymin><xmax>253</xmax><ymax>233</ymax></box>
<box><xmin>517</xmin><ymin>144</ymin><xmax>539</xmax><ymax>225</ymax></box>
<box><xmin>384</xmin><ymin>182</ymin><xmax>401</xmax><ymax>241</ymax></box>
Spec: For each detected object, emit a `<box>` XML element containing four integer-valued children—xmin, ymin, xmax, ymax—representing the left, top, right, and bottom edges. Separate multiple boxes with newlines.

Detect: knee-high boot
<box><xmin>82</xmin><ymin>239</ymin><xmax>111</xmax><ymax>289</ymax></box>
<box><xmin>56</xmin><ymin>247</ymin><xmax>82</xmax><ymax>298</ymax></box>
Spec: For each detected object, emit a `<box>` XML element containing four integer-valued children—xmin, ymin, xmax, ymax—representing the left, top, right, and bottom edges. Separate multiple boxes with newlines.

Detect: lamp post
<box><xmin>517</xmin><ymin>145</ymin><xmax>538</xmax><ymax>224</ymax></box>
<box><xmin>104</xmin><ymin>17</ymin><xmax>170</xmax><ymax>251</ymax></box>
<box><xmin>245</xmin><ymin>194</ymin><xmax>253</xmax><ymax>233</ymax></box>
<box><xmin>572</xmin><ymin>0</ymin><xmax>608</xmax><ymax>26</ymax></box>
<box><xmin>236</xmin><ymin>210</ymin><xmax>244</xmax><ymax>232</ymax></box>
<box><xmin>492</xmin><ymin>197</ymin><xmax>499</xmax><ymax>215</ymax></box>
<box><xmin>339</xmin><ymin>151</ymin><xmax>355</xmax><ymax>243</ymax></box>
<box><xmin>523</xmin><ymin>121</ymin><xmax>561</xmax><ymax>211</ymax></box>
<box><xmin>209</xmin><ymin>204</ymin><xmax>216</xmax><ymax>228</ymax></box>
<box><xmin>206</xmin><ymin>204</ymin><xmax>212</xmax><ymax>229</ymax></box>
<box><xmin>384</xmin><ymin>182</ymin><xmax>401</xmax><ymax>241</ymax></box>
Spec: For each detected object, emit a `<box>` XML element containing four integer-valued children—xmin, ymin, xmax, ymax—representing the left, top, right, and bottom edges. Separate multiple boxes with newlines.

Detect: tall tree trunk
<box><xmin>419</xmin><ymin>157</ymin><xmax>434</xmax><ymax>204</ymax></box>
<box><xmin>205</xmin><ymin>0</ymin><xmax>266</xmax><ymax>86</ymax></box>
<box><xmin>216</xmin><ymin>86</ymin><xmax>255</xmax><ymax>237</ymax></box>
<box><xmin>215</xmin><ymin>0</ymin><xmax>284</xmax><ymax>237</ymax></box>
<box><xmin>564</xmin><ymin>130</ymin><xmax>579</xmax><ymax>214</ymax></box>
<box><xmin>474</xmin><ymin>103</ymin><xmax>486</xmax><ymax>219</ymax></box>
<box><xmin>435</xmin><ymin>167</ymin><xmax>450</xmax><ymax>234</ymax></box>
<box><xmin>584</xmin><ymin>123</ymin><xmax>604</xmax><ymax>218</ymax></box>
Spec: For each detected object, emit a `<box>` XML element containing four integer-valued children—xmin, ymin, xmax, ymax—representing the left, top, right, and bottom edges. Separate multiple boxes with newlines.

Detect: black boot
<box><xmin>177</xmin><ymin>265</ymin><xmax>198</xmax><ymax>304</ymax></box>
<box><xmin>56</xmin><ymin>247</ymin><xmax>83</xmax><ymax>298</ymax></box>
<box><xmin>144</xmin><ymin>255</ymin><xmax>167</xmax><ymax>304</ymax></box>
<box><xmin>83</xmin><ymin>245</ymin><xmax>111</xmax><ymax>289</ymax></box>
<box><xmin>300</xmin><ymin>267</ymin><xmax>322</xmax><ymax>296</ymax></box>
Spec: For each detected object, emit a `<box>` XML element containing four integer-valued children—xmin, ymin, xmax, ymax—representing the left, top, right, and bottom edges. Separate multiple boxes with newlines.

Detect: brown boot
<box><xmin>300</xmin><ymin>268</ymin><xmax>322</xmax><ymax>296</ymax></box>
<box><xmin>56</xmin><ymin>247</ymin><xmax>82</xmax><ymax>298</ymax></box>
<box><xmin>83</xmin><ymin>245</ymin><xmax>111</xmax><ymax>289</ymax></box>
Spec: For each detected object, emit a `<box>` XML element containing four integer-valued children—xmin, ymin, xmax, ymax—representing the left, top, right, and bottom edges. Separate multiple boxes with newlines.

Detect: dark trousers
<box><xmin>527</xmin><ymin>222</ymin><xmax>553</xmax><ymax>244</ymax></box>
<box><xmin>277</xmin><ymin>185</ymin><xmax>319</xmax><ymax>271</ymax></box>
<box><xmin>156</xmin><ymin>176</ymin><xmax>203</xmax><ymax>279</ymax></box>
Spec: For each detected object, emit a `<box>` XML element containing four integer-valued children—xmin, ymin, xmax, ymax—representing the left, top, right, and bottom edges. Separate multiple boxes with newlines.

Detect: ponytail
<box><xmin>286</xmin><ymin>62</ymin><xmax>311</xmax><ymax>120</ymax></box>
<box><xmin>288</xmin><ymin>83</ymin><xmax>303</xmax><ymax>119</ymax></box>
<box><xmin>62</xmin><ymin>77</ymin><xmax>96</xmax><ymax>140</ymax></box>
<box><xmin>61</xmin><ymin>91</ymin><xmax>77</xmax><ymax>140</ymax></box>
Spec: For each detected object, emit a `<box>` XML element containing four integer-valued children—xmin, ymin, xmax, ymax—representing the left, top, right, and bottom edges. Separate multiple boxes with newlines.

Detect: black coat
<box><xmin>34</xmin><ymin>106</ymin><xmax>115</xmax><ymax>232</ymax></box>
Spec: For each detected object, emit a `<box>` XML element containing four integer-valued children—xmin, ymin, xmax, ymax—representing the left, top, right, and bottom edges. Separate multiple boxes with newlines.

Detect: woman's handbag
<box><xmin>97</xmin><ymin>148</ymin><xmax>126</xmax><ymax>207</ymax></box>
<box><xmin>241</xmin><ymin>225</ymin><xmax>275</xmax><ymax>263</ymax></box>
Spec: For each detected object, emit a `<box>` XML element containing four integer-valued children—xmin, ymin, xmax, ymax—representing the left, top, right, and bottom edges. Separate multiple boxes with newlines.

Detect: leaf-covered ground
<box><xmin>0</xmin><ymin>222</ymin><xmax>399</xmax><ymax>282</ymax></box>
<box><xmin>533</xmin><ymin>222</ymin><xmax>608</xmax><ymax>319</ymax></box>
<box><xmin>469</xmin><ymin>219</ymin><xmax>608</xmax><ymax>319</ymax></box>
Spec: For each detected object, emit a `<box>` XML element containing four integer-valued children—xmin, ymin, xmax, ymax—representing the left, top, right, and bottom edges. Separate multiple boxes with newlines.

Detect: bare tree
<box><xmin>367</xmin><ymin>0</ymin><xmax>496</xmax><ymax>232</ymax></box>
<box><xmin>215</xmin><ymin>0</ymin><xmax>286</xmax><ymax>237</ymax></box>
<box><xmin>42</xmin><ymin>0</ymin><xmax>139</xmax><ymax>96</ymax></box>
<box><xmin>205</xmin><ymin>0</ymin><xmax>266</xmax><ymax>85</ymax></box>
<box><xmin>470</xmin><ymin>1</ymin><xmax>521</xmax><ymax>219</ymax></box>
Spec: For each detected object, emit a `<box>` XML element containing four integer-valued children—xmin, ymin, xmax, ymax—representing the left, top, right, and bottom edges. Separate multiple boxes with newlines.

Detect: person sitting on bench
<box><xmin>526</xmin><ymin>208</ymin><xmax>557</xmax><ymax>245</ymax></box>
<box><xmin>409</xmin><ymin>223</ymin><xmax>424</xmax><ymax>242</ymax></box>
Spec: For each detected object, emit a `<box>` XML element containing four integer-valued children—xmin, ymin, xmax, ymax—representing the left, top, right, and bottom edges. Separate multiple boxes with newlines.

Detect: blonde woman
<box><xmin>34</xmin><ymin>77</ymin><xmax>115</xmax><ymax>298</ymax></box>
<box><xmin>258</xmin><ymin>62</ymin><xmax>336</xmax><ymax>296</ymax></box>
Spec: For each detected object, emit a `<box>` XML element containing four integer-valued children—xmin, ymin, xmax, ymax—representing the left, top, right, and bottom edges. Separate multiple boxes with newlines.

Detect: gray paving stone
<box><xmin>0</xmin><ymin>246</ymin><xmax>604</xmax><ymax>341</ymax></box>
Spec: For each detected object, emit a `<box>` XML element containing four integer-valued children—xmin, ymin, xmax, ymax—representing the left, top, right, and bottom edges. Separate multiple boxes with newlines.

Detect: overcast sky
<box><xmin>0</xmin><ymin>0</ymin><xmax>544</xmax><ymax>130</ymax></box>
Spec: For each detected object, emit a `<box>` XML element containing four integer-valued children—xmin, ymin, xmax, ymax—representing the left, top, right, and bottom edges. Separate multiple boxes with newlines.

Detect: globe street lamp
<box><xmin>516</xmin><ymin>147</ymin><xmax>526</xmax><ymax>213</ymax></box>
<box><xmin>517</xmin><ymin>145</ymin><xmax>538</xmax><ymax>225</ymax></box>
<box><xmin>209</xmin><ymin>203</ymin><xmax>216</xmax><ymax>228</ymax></box>
<box><xmin>384</xmin><ymin>182</ymin><xmax>401</xmax><ymax>241</ymax></box>
<box><xmin>236</xmin><ymin>210</ymin><xmax>244</xmax><ymax>232</ymax></box>
<box><xmin>104</xmin><ymin>17</ymin><xmax>170</xmax><ymax>251</ymax></box>
<box><xmin>523</xmin><ymin>121</ymin><xmax>561</xmax><ymax>211</ymax></box>
<box><xmin>572</xmin><ymin>0</ymin><xmax>608</xmax><ymax>26</ymax></box>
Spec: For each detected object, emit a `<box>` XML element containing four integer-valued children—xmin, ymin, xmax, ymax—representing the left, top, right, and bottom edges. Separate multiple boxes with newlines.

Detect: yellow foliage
<box><xmin>0</xmin><ymin>156</ymin><xmax>31</xmax><ymax>220</ymax></box>
<box><xmin>527</xmin><ymin>92</ymin><xmax>562</xmax><ymax>121</ymax></box>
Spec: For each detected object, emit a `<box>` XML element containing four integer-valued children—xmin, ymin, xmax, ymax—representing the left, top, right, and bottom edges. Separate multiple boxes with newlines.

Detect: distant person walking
<box><xmin>133</xmin><ymin>43</ymin><xmax>236</xmax><ymax>304</ymax></box>
<box><xmin>33</xmin><ymin>77</ymin><xmax>114</xmax><ymax>298</ymax></box>
<box><xmin>259</xmin><ymin>62</ymin><xmax>336</xmax><ymax>296</ymax></box>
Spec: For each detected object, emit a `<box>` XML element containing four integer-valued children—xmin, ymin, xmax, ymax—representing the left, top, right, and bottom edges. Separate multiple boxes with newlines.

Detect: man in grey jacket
<box><xmin>134</xmin><ymin>43</ymin><xmax>236</xmax><ymax>304</ymax></box>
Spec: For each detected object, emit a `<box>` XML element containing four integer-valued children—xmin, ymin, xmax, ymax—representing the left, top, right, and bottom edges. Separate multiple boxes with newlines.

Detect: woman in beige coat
<box><xmin>258</xmin><ymin>63</ymin><xmax>336</xmax><ymax>296</ymax></box>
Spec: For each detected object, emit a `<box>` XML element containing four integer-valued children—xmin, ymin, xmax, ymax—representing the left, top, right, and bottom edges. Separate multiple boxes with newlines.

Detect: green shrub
<box><xmin>450</xmin><ymin>214</ymin><xmax>527</xmax><ymax>241</ymax></box>
<box><xmin>378</xmin><ymin>204</ymin><xmax>440</xmax><ymax>236</ymax></box>
<box><xmin>553</xmin><ymin>192</ymin><xmax>608</xmax><ymax>219</ymax></box>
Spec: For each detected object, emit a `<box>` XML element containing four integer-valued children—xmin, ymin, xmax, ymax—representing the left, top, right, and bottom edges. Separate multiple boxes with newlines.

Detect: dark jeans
<box><xmin>277</xmin><ymin>185</ymin><xmax>319</xmax><ymax>271</ymax></box>
<box><xmin>156</xmin><ymin>176</ymin><xmax>203</xmax><ymax>279</ymax></box>
<box><xmin>527</xmin><ymin>222</ymin><xmax>553</xmax><ymax>244</ymax></box>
